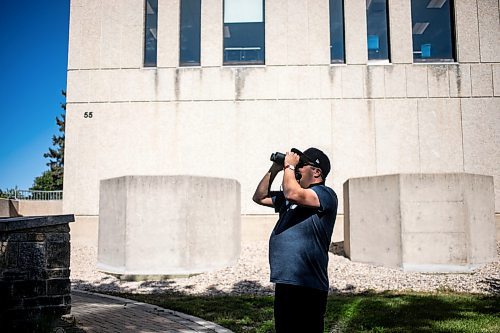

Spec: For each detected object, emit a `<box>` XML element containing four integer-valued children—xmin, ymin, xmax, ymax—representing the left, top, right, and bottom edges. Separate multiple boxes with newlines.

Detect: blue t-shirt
<box><xmin>269</xmin><ymin>184</ymin><xmax>338</xmax><ymax>291</ymax></box>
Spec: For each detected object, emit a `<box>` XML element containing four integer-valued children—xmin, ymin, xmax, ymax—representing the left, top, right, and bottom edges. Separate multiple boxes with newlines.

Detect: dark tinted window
<box><xmin>329</xmin><ymin>0</ymin><xmax>345</xmax><ymax>63</ymax></box>
<box><xmin>144</xmin><ymin>0</ymin><xmax>158</xmax><ymax>67</ymax></box>
<box><xmin>223</xmin><ymin>0</ymin><xmax>265</xmax><ymax>65</ymax></box>
<box><xmin>366</xmin><ymin>0</ymin><xmax>390</xmax><ymax>61</ymax></box>
<box><xmin>411</xmin><ymin>0</ymin><xmax>455</xmax><ymax>62</ymax></box>
<box><xmin>180</xmin><ymin>0</ymin><xmax>201</xmax><ymax>66</ymax></box>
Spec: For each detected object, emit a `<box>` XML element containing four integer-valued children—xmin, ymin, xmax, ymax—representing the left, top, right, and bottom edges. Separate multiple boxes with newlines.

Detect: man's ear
<box><xmin>313</xmin><ymin>168</ymin><xmax>322</xmax><ymax>179</ymax></box>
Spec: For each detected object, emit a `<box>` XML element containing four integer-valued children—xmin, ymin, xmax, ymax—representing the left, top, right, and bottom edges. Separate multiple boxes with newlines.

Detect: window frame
<box><xmin>411</xmin><ymin>0</ymin><xmax>456</xmax><ymax>63</ymax></box>
<box><xmin>329</xmin><ymin>0</ymin><xmax>346</xmax><ymax>64</ymax></box>
<box><xmin>222</xmin><ymin>0</ymin><xmax>266</xmax><ymax>66</ymax></box>
<box><xmin>143</xmin><ymin>0</ymin><xmax>158</xmax><ymax>67</ymax></box>
<box><xmin>179</xmin><ymin>0</ymin><xmax>202</xmax><ymax>67</ymax></box>
<box><xmin>366</xmin><ymin>0</ymin><xmax>391</xmax><ymax>63</ymax></box>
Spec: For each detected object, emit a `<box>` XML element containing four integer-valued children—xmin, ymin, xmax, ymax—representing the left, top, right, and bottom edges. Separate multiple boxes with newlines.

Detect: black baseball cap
<box><xmin>292</xmin><ymin>147</ymin><xmax>331</xmax><ymax>179</ymax></box>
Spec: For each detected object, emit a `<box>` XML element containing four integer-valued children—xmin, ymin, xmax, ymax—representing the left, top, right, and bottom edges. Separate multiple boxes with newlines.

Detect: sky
<box><xmin>0</xmin><ymin>1</ymin><xmax>70</xmax><ymax>190</ymax></box>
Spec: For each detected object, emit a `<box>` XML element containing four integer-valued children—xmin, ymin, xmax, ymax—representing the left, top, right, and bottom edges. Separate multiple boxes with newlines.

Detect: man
<box><xmin>253</xmin><ymin>147</ymin><xmax>338</xmax><ymax>333</ymax></box>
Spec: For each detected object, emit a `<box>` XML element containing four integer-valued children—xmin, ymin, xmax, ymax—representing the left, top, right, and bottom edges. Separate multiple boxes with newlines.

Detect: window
<box><xmin>329</xmin><ymin>0</ymin><xmax>345</xmax><ymax>63</ymax></box>
<box><xmin>223</xmin><ymin>0</ymin><xmax>265</xmax><ymax>65</ymax></box>
<box><xmin>144</xmin><ymin>0</ymin><xmax>158</xmax><ymax>67</ymax></box>
<box><xmin>366</xmin><ymin>0</ymin><xmax>390</xmax><ymax>61</ymax></box>
<box><xmin>411</xmin><ymin>0</ymin><xmax>455</xmax><ymax>62</ymax></box>
<box><xmin>180</xmin><ymin>0</ymin><xmax>201</xmax><ymax>66</ymax></box>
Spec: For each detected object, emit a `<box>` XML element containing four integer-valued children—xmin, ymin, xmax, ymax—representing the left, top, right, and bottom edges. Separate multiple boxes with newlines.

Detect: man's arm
<box><xmin>252</xmin><ymin>163</ymin><xmax>282</xmax><ymax>207</ymax></box>
<box><xmin>282</xmin><ymin>152</ymin><xmax>321</xmax><ymax>208</ymax></box>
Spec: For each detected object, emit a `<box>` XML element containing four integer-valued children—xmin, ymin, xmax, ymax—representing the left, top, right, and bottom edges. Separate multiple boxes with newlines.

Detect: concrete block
<box><xmin>344</xmin><ymin>0</ymin><xmax>367</xmax><ymax>64</ymax></box>
<box><xmin>176</xmin><ymin>68</ymin><xmax>202</xmax><ymax>101</ymax></box>
<box><xmin>99</xmin><ymin>0</ymin><xmax>122</xmax><ymax>69</ymax></box>
<box><xmin>384</xmin><ymin>65</ymin><xmax>407</xmax><ymax>98</ymax></box>
<box><xmin>108</xmin><ymin>69</ymin><xmax>157</xmax><ymax>102</ymax></box>
<box><xmin>471</xmin><ymin>64</ymin><xmax>494</xmax><ymax>97</ymax></box>
<box><xmin>427</xmin><ymin>65</ymin><xmax>450</xmax><ymax>98</ymax></box>
<box><xmin>405</xmin><ymin>65</ymin><xmax>428</xmax><ymax>98</ymax></box>
<box><xmin>265</xmin><ymin>0</ymin><xmax>287</xmax><ymax>66</ymax></box>
<box><xmin>364</xmin><ymin>65</ymin><xmax>385</xmax><ymax>98</ymax></box>
<box><xmin>67</xmin><ymin>1</ymin><xmax>84</xmax><ymax>70</ymax></box>
<box><xmin>120</xmin><ymin>0</ymin><xmax>144</xmax><ymax>68</ymax></box>
<box><xmin>455</xmin><ymin>0</ymin><xmax>480</xmax><ymax>63</ymax></box>
<box><xmin>201</xmin><ymin>0</ymin><xmax>222</xmax><ymax>66</ymax></box>
<box><xmin>344</xmin><ymin>175</ymin><xmax>403</xmax><ymax>267</ymax></box>
<box><xmin>157</xmin><ymin>0</ymin><xmax>180</xmax><ymax>67</ymax></box>
<box><xmin>374</xmin><ymin>99</ymin><xmax>419</xmax><ymax>174</ymax></box>
<box><xmin>237</xmin><ymin>67</ymin><xmax>279</xmax><ymax>100</ymax></box>
<box><xmin>341</xmin><ymin>66</ymin><xmax>364</xmax><ymax>98</ymax></box>
<box><xmin>463</xmin><ymin>174</ymin><xmax>497</xmax><ymax>262</ymax></box>
<box><xmin>387</xmin><ymin>0</ymin><xmax>412</xmax><ymax>64</ymax></box>
<box><xmin>286</xmin><ymin>0</ymin><xmax>309</xmax><ymax>65</ymax></box>
<box><xmin>449</xmin><ymin>64</ymin><xmax>472</xmax><ymax>97</ymax></box>
<box><xmin>461</xmin><ymin>98</ymin><xmax>500</xmax><ymax>212</ymax></box>
<box><xmin>403</xmin><ymin>233</ymin><xmax>468</xmax><ymax>266</ymax></box>
<box><xmin>98</xmin><ymin>176</ymin><xmax>241</xmax><ymax>275</ymax></box>
<box><xmin>319</xmin><ymin>66</ymin><xmax>343</xmax><ymax>99</ymax></box>
<box><xmin>79</xmin><ymin>0</ymin><xmax>102</xmax><ymax>69</ymax></box>
<box><xmin>478</xmin><ymin>0</ymin><xmax>500</xmax><ymax>62</ymax></box>
<box><xmin>308</xmin><ymin>0</ymin><xmax>330</xmax><ymax>65</ymax></box>
<box><xmin>198</xmin><ymin>66</ymin><xmax>236</xmax><ymax>100</ymax></box>
<box><xmin>417</xmin><ymin>99</ymin><xmax>464</xmax><ymax>173</ymax></box>
<box><xmin>66</xmin><ymin>70</ymin><xmax>91</xmax><ymax>103</ymax></box>
<box><xmin>295</xmin><ymin>66</ymin><xmax>323</xmax><ymax>99</ymax></box>
<box><xmin>454</xmin><ymin>0</ymin><xmax>480</xmax><ymax>62</ymax></box>
<box><xmin>493</xmin><ymin>64</ymin><xmax>500</xmax><ymax>96</ymax></box>
<box><xmin>344</xmin><ymin>173</ymin><xmax>497</xmax><ymax>272</ymax></box>
<box><xmin>88</xmin><ymin>70</ymin><xmax>111</xmax><ymax>102</ymax></box>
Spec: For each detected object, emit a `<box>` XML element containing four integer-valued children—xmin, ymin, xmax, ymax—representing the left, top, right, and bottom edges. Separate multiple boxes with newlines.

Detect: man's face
<box><xmin>297</xmin><ymin>162</ymin><xmax>322</xmax><ymax>187</ymax></box>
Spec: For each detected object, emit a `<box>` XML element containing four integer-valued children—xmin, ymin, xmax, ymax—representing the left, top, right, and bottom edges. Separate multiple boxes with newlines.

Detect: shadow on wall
<box><xmin>0</xmin><ymin>198</ymin><xmax>21</xmax><ymax>218</ymax></box>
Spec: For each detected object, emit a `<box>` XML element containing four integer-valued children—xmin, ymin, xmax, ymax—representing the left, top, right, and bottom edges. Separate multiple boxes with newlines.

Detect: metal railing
<box><xmin>3</xmin><ymin>190</ymin><xmax>63</xmax><ymax>201</ymax></box>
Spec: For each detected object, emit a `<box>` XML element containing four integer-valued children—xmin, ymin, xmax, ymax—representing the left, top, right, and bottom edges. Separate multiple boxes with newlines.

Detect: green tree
<box><xmin>31</xmin><ymin>91</ymin><xmax>66</xmax><ymax>191</ymax></box>
<box><xmin>0</xmin><ymin>188</ymin><xmax>16</xmax><ymax>199</ymax></box>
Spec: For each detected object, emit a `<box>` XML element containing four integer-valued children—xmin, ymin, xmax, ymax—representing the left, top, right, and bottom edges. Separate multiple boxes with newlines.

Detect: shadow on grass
<box><xmin>72</xmin><ymin>277</ymin><xmax>500</xmax><ymax>333</ymax></box>
<box><xmin>325</xmin><ymin>292</ymin><xmax>500</xmax><ymax>333</ymax></box>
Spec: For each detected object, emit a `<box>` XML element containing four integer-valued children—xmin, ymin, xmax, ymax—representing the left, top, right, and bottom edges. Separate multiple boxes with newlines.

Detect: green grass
<box><xmin>112</xmin><ymin>292</ymin><xmax>499</xmax><ymax>333</ymax></box>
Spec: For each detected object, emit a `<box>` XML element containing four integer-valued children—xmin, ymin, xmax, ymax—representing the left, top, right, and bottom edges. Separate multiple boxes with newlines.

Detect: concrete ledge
<box><xmin>97</xmin><ymin>175</ymin><xmax>241</xmax><ymax>276</ymax></box>
<box><xmin>344</xmin><ymin>173</ymin><xmax>497</xmax><ymax>272</ymax></box>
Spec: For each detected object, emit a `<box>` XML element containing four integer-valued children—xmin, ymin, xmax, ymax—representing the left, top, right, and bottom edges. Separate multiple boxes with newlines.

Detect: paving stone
<box><xmin>71</xmin><ymin>290</ymin><xmax>234</xmax><ymax>332</ymax></box>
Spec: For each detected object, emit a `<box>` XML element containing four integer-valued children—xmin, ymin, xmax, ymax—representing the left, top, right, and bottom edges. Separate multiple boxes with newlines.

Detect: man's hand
<box><xmin>284</xmin><ymin>151</ymin><xmax>300</xmax><ymax>168</ymax></box>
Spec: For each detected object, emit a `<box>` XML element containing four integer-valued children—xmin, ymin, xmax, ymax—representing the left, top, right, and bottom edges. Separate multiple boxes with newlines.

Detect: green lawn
<box><xmin>114</xmin><ymin>292</ymin><xmax>499</xmax><ymax>333</ymax></box>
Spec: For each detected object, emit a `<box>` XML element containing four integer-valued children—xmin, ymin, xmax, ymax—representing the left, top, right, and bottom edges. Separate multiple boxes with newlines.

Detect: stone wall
<box><xmin>0</xmin><ymin>215</ymin><xmax>74</xmax><ymax>332</ymax></box>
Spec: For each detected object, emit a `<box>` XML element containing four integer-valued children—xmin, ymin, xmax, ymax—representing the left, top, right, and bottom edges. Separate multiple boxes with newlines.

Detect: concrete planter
<box><xmin>97</xmin><ymin>175</ymin><xmax>241</xmax><ymax>278</ymax></box>
<box><xmin>344</xmin><ymin>173</ymin><xmax>497</xmax><ymax>272</ymax></box>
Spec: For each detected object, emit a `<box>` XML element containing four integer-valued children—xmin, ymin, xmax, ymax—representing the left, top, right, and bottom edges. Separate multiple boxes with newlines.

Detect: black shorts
<box><xmin>274</xmin><ymin>283</ymin><xmax>328</xmax><ymax>333</ymax></box>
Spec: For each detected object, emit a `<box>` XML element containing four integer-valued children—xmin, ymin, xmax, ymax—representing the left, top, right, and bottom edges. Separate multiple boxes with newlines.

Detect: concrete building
<box><xmin>64</xmin><ymin>0</ymin><xmax>500</xmax><ymax>242</ymax></box>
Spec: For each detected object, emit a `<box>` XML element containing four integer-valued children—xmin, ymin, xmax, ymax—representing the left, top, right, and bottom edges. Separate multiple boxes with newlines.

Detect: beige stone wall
<box><xmin>0</xmin><ymin>199</ymin><xmax>61</xmax><ymax>217</ymax></box>
<box><xmin>17</xmin><ymin>200</ymin><xmax>63</xmax><ymax>217</ymax></box>
<box><xmin>64</xmin><ymin>0</ymin><xmax>500</xmax><ymax>216</ymax></box>
<box><xmin>0</xmin><ymin>198</ymin><xmax>19</xmax><ymax>217</ymax></box>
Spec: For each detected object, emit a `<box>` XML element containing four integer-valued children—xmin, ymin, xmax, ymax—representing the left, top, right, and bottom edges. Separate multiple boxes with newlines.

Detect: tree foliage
<box><xmin>31</xmin><ymin>91</ymin><xmax>66</xmax><ymax>191</ymax></box>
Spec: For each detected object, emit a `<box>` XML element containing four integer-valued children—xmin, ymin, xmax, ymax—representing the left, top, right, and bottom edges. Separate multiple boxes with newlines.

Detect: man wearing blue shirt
<box><xmin>253</xmin><ymin>147</ymin><xmax>338</xmax><ymax>333</ymax></box>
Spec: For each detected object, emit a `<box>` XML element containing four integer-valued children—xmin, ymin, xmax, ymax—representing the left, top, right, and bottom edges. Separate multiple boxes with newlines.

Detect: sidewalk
<box><xmin>71</xmin><ymin>290</ymin><xmax>233</xmax><ymax>333</ymax></box>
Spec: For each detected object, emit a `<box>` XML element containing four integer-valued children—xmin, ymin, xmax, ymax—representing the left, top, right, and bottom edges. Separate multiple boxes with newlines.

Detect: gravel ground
<box><xmin>71</xmin><ymin>241</ymin><xmax>500</xmax><ymax>296</ymax></box>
